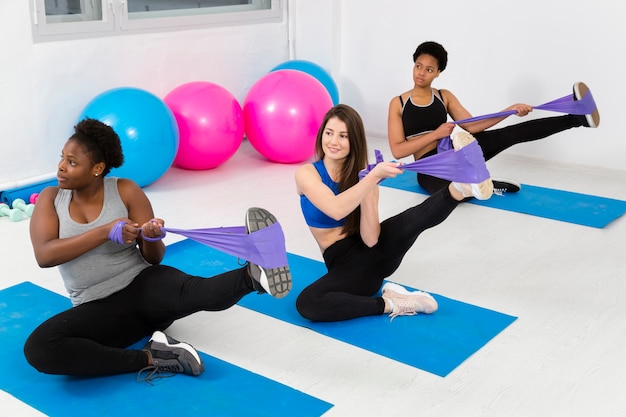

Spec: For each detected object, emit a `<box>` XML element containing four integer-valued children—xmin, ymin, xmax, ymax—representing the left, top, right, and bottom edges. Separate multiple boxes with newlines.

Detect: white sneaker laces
<box><xmin>389</xmin><ymin>296</ymin><xmax>420</xmax><ymax>321</ymax></box>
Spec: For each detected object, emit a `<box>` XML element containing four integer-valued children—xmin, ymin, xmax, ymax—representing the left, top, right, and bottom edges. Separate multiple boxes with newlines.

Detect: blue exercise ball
<box><xmin>270</xmin><ymin>60</ymin><xmax>339</xmax><ymax>105</ymax></box>
<box><xmin>78</xmin><ymin>87</ymin><xmax>179</xmax><ymax>188</ymax></box>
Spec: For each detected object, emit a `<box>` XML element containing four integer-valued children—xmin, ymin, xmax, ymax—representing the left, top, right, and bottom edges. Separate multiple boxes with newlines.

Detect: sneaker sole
<box><xmin>451</xmin><ymin>131</ymin><xmax>476</xmax><ymax>151</ymax></box>
<box><xmin>472</xmin><ymin>179</ymin><xmax>494</xmax><ymax>200</ymax></box>
<box><xmin>450</xmin><ymin>131</ymin><xmax>493</xmax><ymax>200</ymax></box>
<box><xmin>149</xmin><ymin>331</ymin><xmax>204</xmax><ymax>376</ymax></box>
<box><xmin>452</xmin><ymin>179</ymin><xmax>494</xmax><ymax>201</ymax></box>
<box><xmin>246</xmin><ymin>207</ymin><xmax>292</xmax><ymax>298</ymax></box>
<box><xmin>573</xmin><ymin>82</ymin><xmax>600</xmax><ymax>128</ymax></box>
<box><xmin>249</xmin><ymin>263</ymin><xmax>292</xmax><ymax>298</ymax></box>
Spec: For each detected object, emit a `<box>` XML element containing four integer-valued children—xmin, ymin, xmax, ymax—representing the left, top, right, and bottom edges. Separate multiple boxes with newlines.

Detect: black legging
<box><xmin>418</xmin><ymin>115</ymin><xmax>583</xmax><ymax>194</ymax></box>
<box><xmin>296</xmin><ymin>187</ymin><xmax>459</xmax><ymax>322</ymax></box>
<box><xmin>24</xmin><ymin>265</ymin><xmax>253</xmax><ymax>376</ymax></box>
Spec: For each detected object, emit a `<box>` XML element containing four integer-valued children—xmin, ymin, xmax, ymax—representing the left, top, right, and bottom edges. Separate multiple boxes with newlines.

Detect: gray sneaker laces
<box><xmin>136</xmin><ymin>365</ymin><xmax>177</xmax><ymax>385</ymax></box>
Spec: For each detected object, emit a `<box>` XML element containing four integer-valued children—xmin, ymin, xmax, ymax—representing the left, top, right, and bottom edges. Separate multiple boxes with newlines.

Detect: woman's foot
<box><xmin>382</xmin><ymin>282</ymin><xmax>438</xmax><ymax>321</ymax></box>
<box><xmin>138</xmin><ymin>331</ymin><xmax>204</xmax><ymax>384</ymax></box>
<box><xmin>452</xmin><ymin>181</ymin><xmax>494</xmax><ymax>200</ymax></box>
<box><xmin>245</xmin><ymin>207</ymin><xmax>292</xmax><ymax>298</ymax></box>
<box><xmin>450</xmin><ymin>132</ymin><xmax>493</xmax><ymax>200</ymax></box>
<box><xmin>573</xmin><ymin>81</ymin><xmax>600</xmax><ymax>128</ymax></box>
<box><xmin>492</xmin><ymin>177</ymin><xmax>521</xmax><ymax>195</ymax></box>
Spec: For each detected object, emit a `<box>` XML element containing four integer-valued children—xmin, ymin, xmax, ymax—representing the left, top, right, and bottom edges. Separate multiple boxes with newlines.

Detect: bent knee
<box><xmin>24</xmin><ymin>334</ymin><xmax>50</xmax><ymax>373</ymax></box>
<box><xmin>295</xmin><ymin>293</ymin><xmax>315</xmax><ymax>320</ymax></box>
<box><xmin>295</xmin><ymin>292</ymin><xmax>326</xmax><ymax>321</ymax></box>
<box><xmin>23</xmin><ymin>330</ymin><xmax>61</xmax><ymax>374</ymax></box>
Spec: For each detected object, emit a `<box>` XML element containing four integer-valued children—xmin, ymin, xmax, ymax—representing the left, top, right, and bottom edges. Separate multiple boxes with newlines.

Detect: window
<box><xmin>33</xmin><ymin>1</ymin><xmax>113</xmax><ymax>37</ymax></box>
<box><xmin>31</xmin><ymin>0</ymin><xmax>281</xmax><ymax>41</ymax></box>
<box><xmin>44</xmin><ymin>0</ymin><xmax>102</xmax><ymax>22</ymax></box>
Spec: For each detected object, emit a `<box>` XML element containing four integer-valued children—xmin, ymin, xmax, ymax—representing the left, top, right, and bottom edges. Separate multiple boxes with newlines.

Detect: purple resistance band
<box><xmin>108</xmin><ymin>221</ymin><xmax>288</xmax><ymax>269</ymax></box>
<box><xmin>437</xmin><ymin>90</ymin><xmax>596</xmax><ymax>152</ymax></box>
<box><xmin>360</xmin><ymin>88</ymin><xmax>596</xmax><ymax>183</ymax></box>
<box><xmin>359</xmin><ymin>91</ymin><xmax>596</xmax><ymax>183</ymax></box>
<box><xmin>359</xmin><ymin>141</ymin><xmax>490</xmax><ymax>184</ymax></box>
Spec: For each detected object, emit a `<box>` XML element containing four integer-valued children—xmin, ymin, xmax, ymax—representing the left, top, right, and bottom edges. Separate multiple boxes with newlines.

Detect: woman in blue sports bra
<box><xmin>387</xmin><ymin>41</ymin><xmax>600</xmax><ymax>196</ymax></box>
<box><xmin>294</xmin><ymin>104</ymin><xmax>492</xmax><ymax>322</ymax></box>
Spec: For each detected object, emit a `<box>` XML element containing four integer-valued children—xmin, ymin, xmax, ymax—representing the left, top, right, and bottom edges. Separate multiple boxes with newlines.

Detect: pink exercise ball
<box><xmin>164</xmin><ymin>81</ymin><xmax>244</xmax><ymax>170</ymax></box>
<box><xmin>243</xmin><ymin>70</ymin><xmax>333</xmax><ymax>163</ymax></box>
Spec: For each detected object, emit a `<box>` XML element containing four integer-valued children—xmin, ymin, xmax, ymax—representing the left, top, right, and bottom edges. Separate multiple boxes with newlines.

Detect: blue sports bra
<box><xmin>300</xmin><ymin>160</ymin><xmax>345</xmax><ymax>228</ymax></box>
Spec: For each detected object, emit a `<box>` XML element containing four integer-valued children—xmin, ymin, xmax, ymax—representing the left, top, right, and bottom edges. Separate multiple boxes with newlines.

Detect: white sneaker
<box><xmin>450</xmin><ymin>131</ymin><xmax>493</xmax><ymax>200</ymax></box>
<box><xmin>451</xmin><ymin>131</ymin><xmax>476</xmax><ymax>150</ymax></box>
<box><xmin>452</xmin><ymin>181</ymin><xmax>494</xmax><ymax>200</ymax></box>
<box><xmin>382</xmin><ymin>282</ymin><xmax>438</xmax><ymax>321</ymax></box>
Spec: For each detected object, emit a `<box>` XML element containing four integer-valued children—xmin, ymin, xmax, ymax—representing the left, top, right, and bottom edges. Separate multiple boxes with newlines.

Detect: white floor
<box><xmin>3</xmin><ymin>137</ymin><xmax>626</xmax><ymax>417</ymax></box>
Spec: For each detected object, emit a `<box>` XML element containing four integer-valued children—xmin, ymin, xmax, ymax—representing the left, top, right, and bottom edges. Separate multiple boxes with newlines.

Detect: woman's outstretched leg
<box><xmin>475</xmin><ymin>115</ymin><xmax>583</xmax><ymax>160</ymax></box>
<box><xmin>378</xmin><ymin>132</ymin><xmax>492</xmax><ymax>274</ymax></box>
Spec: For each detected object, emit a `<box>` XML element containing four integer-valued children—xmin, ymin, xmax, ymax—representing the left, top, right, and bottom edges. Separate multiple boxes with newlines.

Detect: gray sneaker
<box><xmin>138</xmin><ymin>331</ymin><xmax>204</xmax><ymax>383</ymax></box>
<box><xmin>245</xmin><ymin>207</ymin><xmax>292</xmax><ymax>298</ymax></box>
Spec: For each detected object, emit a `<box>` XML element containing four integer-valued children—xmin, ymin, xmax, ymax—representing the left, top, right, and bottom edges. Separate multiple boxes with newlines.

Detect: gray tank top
<box><xmin>55</xmin><ymin>177</ymin><xmax>149</xmax><ymax>306</ymax></box>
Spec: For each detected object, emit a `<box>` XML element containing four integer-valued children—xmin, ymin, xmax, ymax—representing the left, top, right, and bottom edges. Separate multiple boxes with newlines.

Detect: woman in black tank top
<box><xmin>388</xmin><ymin>41</ymin><xmax>600</xmax><ymax>195</ymax></box>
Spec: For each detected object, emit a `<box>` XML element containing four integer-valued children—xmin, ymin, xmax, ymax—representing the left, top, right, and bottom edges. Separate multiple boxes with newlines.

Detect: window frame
<box><xmin>30</xmin><ymin>0</ymin><xmax>282</xmax><ymax>42</ymax></box>
<box><xmin>32</xmin><ymin>0</ymin><xmax>114</xmax><ymax>38</ymax></box>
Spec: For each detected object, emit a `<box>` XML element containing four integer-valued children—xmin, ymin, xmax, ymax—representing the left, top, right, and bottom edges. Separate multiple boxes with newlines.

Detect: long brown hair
<box><xmin>314</xmin><ymin>104</ymin><xmax>369</xmax><ymax>237</ymax></box>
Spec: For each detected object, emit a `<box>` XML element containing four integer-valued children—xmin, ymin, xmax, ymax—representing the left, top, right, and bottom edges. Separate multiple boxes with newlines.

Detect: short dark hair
<box><xmin>71</xmin><ymin>118</ymin><xmax>124</xmax><ymax>176</ymax></box>
<box><xmin>412</xmin><ymin>41</ymin><xmax>448</xmax><ymax>72</ymax></box>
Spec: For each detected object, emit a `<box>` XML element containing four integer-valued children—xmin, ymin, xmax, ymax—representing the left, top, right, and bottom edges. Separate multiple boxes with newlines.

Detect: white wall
<box><xmin>1</xmin><ymin>0</ymin><xmax>624</xmax><ymax>187</ymax></box>
<box><xmin>295</xmin><ymin>0</ymin><xmax>624</xmax><ymax>172</ymax></box>
<box><xmin>0</xmin><ymin>2</ymin><xmax>289</xmax><ymax>186</ymax></box>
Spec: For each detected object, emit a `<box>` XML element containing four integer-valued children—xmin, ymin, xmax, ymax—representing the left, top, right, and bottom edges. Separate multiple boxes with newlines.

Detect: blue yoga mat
<box><xmin>0</xmin><ymin>282</ymin><xmax>333</xmax><ymax>417</ymax></box>
<box><xmin>0</xmin><ymin>178</ymin><xmax>57</xmax><ymax>206</ymax></box>
<box><xmin>163</xmin><ymin>239</ymin><xmax>518</xmax><ymax>377</ymax></box>
<box><xmin>381</xmin><ymin>171</ymin><xmax>626</xmax><ymax>228</ymax></box>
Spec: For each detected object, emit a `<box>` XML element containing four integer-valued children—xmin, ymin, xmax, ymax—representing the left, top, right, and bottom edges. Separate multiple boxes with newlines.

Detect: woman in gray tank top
<box><xmin>23</xmin><ymin>118</ymin><xmax>291</xmax><ymax>383</ymax></box>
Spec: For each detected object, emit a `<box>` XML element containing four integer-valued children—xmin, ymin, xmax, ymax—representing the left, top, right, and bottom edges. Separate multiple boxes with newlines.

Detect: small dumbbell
<box><xmin>30</xmin><ymin>193</ymin><xmax>39</xmax><ymax>204</ymax></box>
<box><xmin>12</xmin><ymin>198</ymin><xmax>35</xmax><ymax>217</ymax></box>
<box><xmin>0</xmin><ymin>203</ymin><xmax>24</xmax><ymax>222</ymax></box>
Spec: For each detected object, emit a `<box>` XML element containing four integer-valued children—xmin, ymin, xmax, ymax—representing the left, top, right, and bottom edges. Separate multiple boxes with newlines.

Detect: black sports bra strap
<box><xmin>399</xmin><ymin>95</ymin><xmax>404</xmax><ymax>106</ymax></box>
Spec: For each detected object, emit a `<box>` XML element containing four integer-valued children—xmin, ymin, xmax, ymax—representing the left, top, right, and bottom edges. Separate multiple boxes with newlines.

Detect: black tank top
<box><xmin>400</xmin><ymin>89</ymin><xmax>447</xmax><ymax>140</ymax></box>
